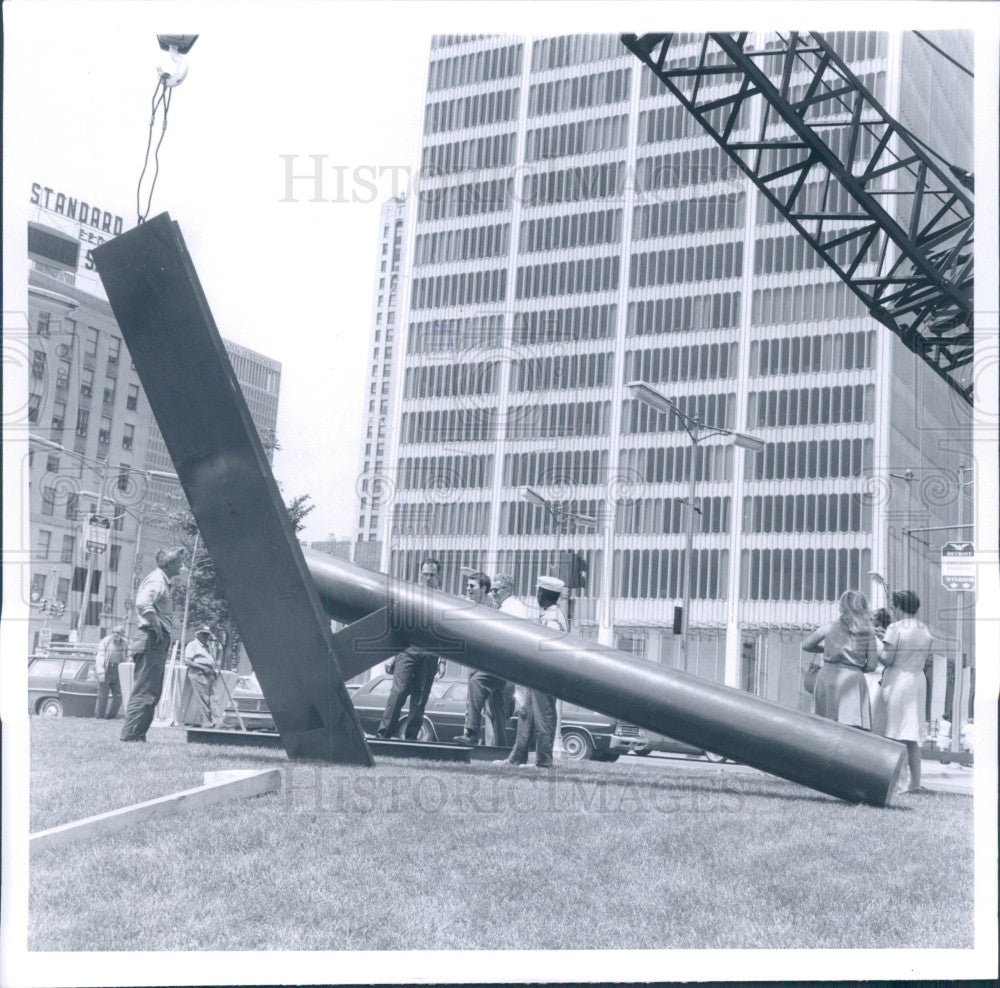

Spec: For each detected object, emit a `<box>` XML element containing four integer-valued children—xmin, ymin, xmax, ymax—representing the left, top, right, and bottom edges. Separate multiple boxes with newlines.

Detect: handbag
<box><xmin>803</xmin><ymin>661</ymin><xmax>821</xmax><ymax>695</ymax></box>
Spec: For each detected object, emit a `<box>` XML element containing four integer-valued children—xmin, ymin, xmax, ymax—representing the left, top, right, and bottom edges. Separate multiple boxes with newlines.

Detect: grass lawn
<box><xmin>28</xmin><ymin>717</ymin><xmax>974</xmax><ymax>952</ymax></box>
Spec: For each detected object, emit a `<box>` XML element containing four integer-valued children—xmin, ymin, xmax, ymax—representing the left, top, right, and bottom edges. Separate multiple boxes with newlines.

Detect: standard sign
<box><xmin>941</xmin><ymin>541</ymin><xmax>974</xmax><ymax>591</ymax></box>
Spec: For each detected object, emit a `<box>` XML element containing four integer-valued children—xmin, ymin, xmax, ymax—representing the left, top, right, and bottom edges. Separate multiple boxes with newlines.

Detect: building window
<box><xmin>28</xmin><ymin>393</ymin><xmax>42</xmax><ymax>423</ymax></box>
<box><xmin>56</xmin><ymin>361</ymin><xmax>70</xmax><ymax>391</ymax></box>
<box><xmin>51</xmin><ymin>400</ymin><xmax>66</xmax><ymax>433</ymax></box>
<box><xmin>37</xmin><ymin>530</ymin><xmax>52</xmax><ymax>559</ymax></box>
<box><xmin>46</xmin><ymin>453</ymin><xmax>60</xmax><ymax>473</ymax></box>
<box><xmin>65</xmin><ymin>492</ymin><xmax>79</xmax><ymax>521</ymax></box>
<box><xmin>61</xmin><ymin>534</ymin><xmax>75</xmax><ymax>563</ymax></box>
<box><xmin>76</xmin><ymin>408</ymin><xmax>89</xmax><ymax>437</ymax></box>
<box><xmin>36</xmin><ymin>311</ymin><xmax>52</xmax><ymax>336</ymax></box>
<box><xmin>32</xmin><ymin>349</ymin><xmax>47</xmax><ymax>380</ymax></box>
<box><xmin>98</xmin><ymin>416</ymin><xmax>112</xmax><ymax>446</ymax></box>
<box><xmin>41</xmin><ymin>486</ymin><xmax>56</xmax><ymax>516</ymax></box>
<box><xmin>85</xmin><ymin>327</ymin><xmax>99</xmax><ymax>357</ymax></box>
<box><xmin>107</xmin><ymin>337</ymin><xmax>121</xmax><ymax>370</ymax></box>
<box><xmin>122</xmin><ymin>424</ymin><xmax>134</xmax><ymax>451</ymax></box>
<box><xmin>109</xmin><ymin>543</ymin><xmax>121</xmax><ymax>571</ymax></box>
<box><xmin>80</xmin><ymin>368</ymin><xmax>94</xmax><ymax>398</ymax></box>
<box><xmin>126</xmin><ymin>384</ymin><xmax>139</xmax><ymax>411</ymax></box>
<box><xmin>103</xmin><ymin>380</ymin><xmax>117</xmax><ymax>406</ymax></box>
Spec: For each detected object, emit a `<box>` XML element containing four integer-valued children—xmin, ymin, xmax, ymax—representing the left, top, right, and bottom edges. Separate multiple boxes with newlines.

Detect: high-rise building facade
<box><xmin>354</xmin><ymin>194</ymin><xmax>408</xmax><ymax>569</ymax></box>
<box><xmin>377</xmin><ymin>32</ymin><xmax>974</xmax><ymax>714</ymax></box>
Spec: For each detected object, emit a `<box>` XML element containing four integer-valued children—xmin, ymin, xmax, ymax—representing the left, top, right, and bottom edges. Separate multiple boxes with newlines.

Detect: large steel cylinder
<box><xmin>305</xmin><ymin>550</ymin><xmax>905</xmax><ymax>806</ymax></box>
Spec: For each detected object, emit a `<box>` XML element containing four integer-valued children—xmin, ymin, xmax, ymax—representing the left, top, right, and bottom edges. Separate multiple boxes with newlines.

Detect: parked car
<box><xmin>224</xmin><ymin>672</ymin><xmax>643</xmax><ymax>762</ymax></box>
<box><xmin>27</xmin><ymin>650</ymin><xmax>100</xmax><ymax>718</ymax></box>
<box><xmin>630</xmin><ymin>730</ymin><xmax>729</xmax><ymax>762</ymax></box>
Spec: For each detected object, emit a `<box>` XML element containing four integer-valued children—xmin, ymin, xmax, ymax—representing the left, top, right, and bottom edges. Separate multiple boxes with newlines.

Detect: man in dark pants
<box><xmin>375</xmin><ymin>558</ymin><xmax>443</xmax><ymax>740</ymax></box>
<box><xmin>120</xmin><ymin>547</ymin><xmax>185</xmax><ymax>742</ymax></box>
<box><xmin>94</xmin><ymin>624</ymin><xmax>127</xmax><ymax>719</ymax></box>
<box><xmin>506</xmin><ymin>575</ymin><xmax>568</xmax><ymax>768</ymax></box>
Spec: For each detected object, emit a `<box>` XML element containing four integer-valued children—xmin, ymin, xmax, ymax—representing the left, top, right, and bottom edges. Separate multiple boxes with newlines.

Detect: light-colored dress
<box><xmin>873</xmin><ymin>619</ymin><xmax>931</xmax><ymax>743</ymax></box>
<box><xmin>806</xmin><ymin>620</ymin><xmax>876</xmax><ymax>729</ymax></box>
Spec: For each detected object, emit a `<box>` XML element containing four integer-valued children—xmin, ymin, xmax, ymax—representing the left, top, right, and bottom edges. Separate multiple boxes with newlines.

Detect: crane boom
<box><xmin>621</xmin><ymin>32</ymin><xmax>974</xmax><ymax>403</ymax></box>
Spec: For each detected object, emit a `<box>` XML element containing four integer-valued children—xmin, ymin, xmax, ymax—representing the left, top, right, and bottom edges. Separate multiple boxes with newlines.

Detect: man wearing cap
<box><xmin>120</xmin><ymin>547</ymin><xmax>185</xmax><ymax>742</ymax></box>
<box><xmin>375</xmin><ymin>557</ymin><xmax>444</xmax><ymax>740</ymax></box>
<box><xmin>506</xmin><ymin>575</ymin><xmax>568</xmax><ymax>768</ymax></box>
<box><xmin>94</xmin><ymin>625</ymin><xmax>128</xmax><ymax>719</ymax></box>
<box><xmin>454</xmin><ymin>572</ymin><xmax>521</xmax><ymax>747</ymax></box>
<box><xmin>183</xmin><ymin>626</ymin><xmax>222</xmax><ymax>727</ymax></box>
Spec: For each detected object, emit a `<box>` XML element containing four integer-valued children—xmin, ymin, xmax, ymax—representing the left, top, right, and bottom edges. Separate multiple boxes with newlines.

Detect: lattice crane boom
<box><xmin>621</xmin><ymin>31</ymin><xmax>974</xmax><ymax>403</ymax></box>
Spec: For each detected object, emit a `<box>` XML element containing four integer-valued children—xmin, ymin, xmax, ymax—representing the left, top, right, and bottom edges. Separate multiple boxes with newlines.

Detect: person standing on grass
<box><xmin>455</xmin><ymin>572</ymin><xmax>522</xmax><ymax>747</ymax></box>
<box><xmin>802</xmin><ymin>590</ymin><xmax>879</xmax><ymax>730</ymax></box>
<box><xmin>120</xmin><ymin>547</ymin><xmax>185</xmax><ymax>743</ymax></box>
<box><xmin>375</xmin><ymin>557</ymin><xmax>444</xmax><ymax>741</ymax></box>
<box><xmin>94</xmin><ymin>625</ymin><xmax>127</xmax><ymax>719</ymax></box>
<box><xmin>506</xmin><ymin>575</ymin><xmax>568</xmax><ymax>769</ymax></box>
<box><xmin>183</xmin><ymin>626</ymin><xmax>223</xmax><ymax>727</ymax></box>
<box><xmin>873</xmin><ymin>590</ymin><xmax>932</xmax><ymax>794</ymax></box>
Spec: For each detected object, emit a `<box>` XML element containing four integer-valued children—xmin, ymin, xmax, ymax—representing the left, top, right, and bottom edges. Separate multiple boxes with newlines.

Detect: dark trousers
<box><xmin>465</xmin><ymin>672</ymin><xmax>509</xmax><ymax>745</ymax></box>
<box><xmin>120</xmin><ymin>633</ymin><xmax>170</xmax><ymax>741</ymax></box>
<box><xmin>509</xmin><ymin>690</ymin><xmax>557</xmax><ymax>766</ymax></box>
<box><xmin>376</xmin><ymin>651</ymin><xmax>439</xmax><ymax>740</ymax></box>
<box><xmin>95</xmin><ymin>665</ymin><xmax>122</xmax><ymax>719</ymax></box>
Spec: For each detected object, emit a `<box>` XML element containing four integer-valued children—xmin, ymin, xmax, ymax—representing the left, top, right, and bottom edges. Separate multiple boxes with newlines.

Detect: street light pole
<box><xmin>625</xmin><ymin>382</ymin><xmax>763</xmax><ymax>678</ymax></box>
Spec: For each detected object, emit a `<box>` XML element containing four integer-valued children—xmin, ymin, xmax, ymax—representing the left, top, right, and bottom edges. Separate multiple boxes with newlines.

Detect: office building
<box><xmin>376</xmin><ymin>32</ymin><xmax>974</xmax><ymax>715</ymax></box>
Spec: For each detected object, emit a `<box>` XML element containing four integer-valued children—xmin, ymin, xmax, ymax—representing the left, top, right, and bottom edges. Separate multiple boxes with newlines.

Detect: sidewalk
<box><xmin>918</xmin><ymin>759</ymin><xmax>974</xmax><ymax>796</ymax></box>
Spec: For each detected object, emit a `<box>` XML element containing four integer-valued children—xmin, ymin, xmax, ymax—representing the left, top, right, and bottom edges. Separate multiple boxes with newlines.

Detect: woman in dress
<box><xmin>802</xmin><ymin>590</ymin><xmax>879</xmax><ymax>728</ymax></box>
<box><xmin>873</xmin><ymin>590</ymin><xmax>931</xmax><ymax>793</ymax></box>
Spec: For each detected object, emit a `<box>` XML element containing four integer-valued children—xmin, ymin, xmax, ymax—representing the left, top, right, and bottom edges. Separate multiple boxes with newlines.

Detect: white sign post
<box><xmin>940</xmin><ymin>541</ymin><xmax>974</xmax><ymax>591</ymax></box>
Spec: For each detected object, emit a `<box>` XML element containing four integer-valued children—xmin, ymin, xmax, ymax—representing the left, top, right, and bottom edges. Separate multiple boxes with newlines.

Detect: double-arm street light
<box><xmin>521</xmin><ymin>486</ymin><xmax>598</xmax><ymax>561</ymax></box>
<box><xmin>626</xmin><ymin>382</ymin><xmax>764</xmax><ymax>674</ymax></box>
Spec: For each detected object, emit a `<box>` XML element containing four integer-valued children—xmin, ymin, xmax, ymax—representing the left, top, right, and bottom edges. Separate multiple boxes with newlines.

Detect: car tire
<box><xmin>704</xmin><ymin>750</ymin><xmax>727</xmax><ymax>763</ymax></box>
<box><xmin>560</xmin><ymin>728</ymin><xmax>594</xmax><ymax>761</ymax></box>
<box><xmin>38</xmin><ymin>698</ymin><xmax>63</xmax><ymax>718</ymax></box>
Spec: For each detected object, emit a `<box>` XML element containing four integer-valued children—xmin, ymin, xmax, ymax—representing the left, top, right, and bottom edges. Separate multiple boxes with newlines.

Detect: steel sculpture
<box><xmin>95</xmin><ymin>213</ymin><xmax>905</xmax><ymax>805</ymax></box>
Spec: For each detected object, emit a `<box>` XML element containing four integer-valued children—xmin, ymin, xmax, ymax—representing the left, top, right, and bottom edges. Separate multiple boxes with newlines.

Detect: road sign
<box><xmin>85</xmin><ymin>514</ymin><xmax>110</xmax><ymax>554</ymax></box>
<box><xmin>941</xmin><ymin>541</ymin><xmax>974</xmax><ymax>591</ymax></box>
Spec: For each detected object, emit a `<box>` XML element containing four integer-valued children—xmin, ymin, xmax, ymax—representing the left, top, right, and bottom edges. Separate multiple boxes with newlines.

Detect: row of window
<box><xmin>785</xmin><ymin>71</ymin><xmax>886</xmax><ymax>112</ymax></box>
<box><xmin>619</xmin><ymin>443</ymin><xmax>734</xmax><ymax>485</ymax></box>
<box><xmin>513</xmin><ymin>303</ymin><xmax>617</xmax><ymax>344</ymax></box>
<box><xmin>400</xmin><ymin>408</ymin><xmax>497</xmax><ymax>444</ymax></box>
<box><xmin>391</xmin><ymin>501</ymin><xmax>492</xmax><ymax>537</ymax></box>
<box><xmin>502</xmin><ymin>448</ymin><xmax>610</xmax><ymax>488</ymax></box>
<box><xmin>746</xmin><ymin>439</ymin><xmax>873</xmax><ymax>481</ymax></box>
<box><xmin>750</xmin><ymin>281</ymin><xmax>869</xmax><ymax>327</ymax></box>
<box><xmin>515</xmin><ymin>256</ymin><xmax>620</xmax><ymax>300</ymax></box>
<box><xmin>743</xmin><ymin>494</ymin><xmax>871</xmax><ymax>534</ymax></box>
<box><xmin>746</xmin><ymin>385</ymin><xmax>874</xmax><ymax>427</ymax></box>
<box><xmin>615</xmin><ymin>548</ymin><xmax>727</xmax><ymax>600</ymax></box>
<box><xmin>748</xmin><ymin>332</ymin><xmax>875</xmax><ymax>377</ymax></box>
<box><xmin>635</xmin><ymin>146</ymin><xmax>740</xmax><ymax>192</ymax></box>
<box><xmin>411</xmin><ymin>268</ymin><xmax>507</xmax><ymax>309</ymax></box>
<box><xmin>519</xmin><ymin>208</ymin><xmax>622</xmax><ymax>253</ymax></box>
<box><xmin>506</xmin><ymin>400</ymin><xmax>612</xmax><ymax>440</ymax></box>
<box><xmin>524</xmin><ymin>115</ymin><xmax>629</xmax><ymax>162</ymax></box>
<box><xmin>421</xmin><ymin>133</ymin><xmax>516</xmax><ymax>176</ymax></box>
<box><xmin>509</xmin><ymin>351</ymin><xmax>615</xmax><ymax>392</ymax></box>
<box><xmin>627</xmin><ymin>292</ymin><xmax>742</xmax><ymax>336</ymax></box>
<box><xmin>498</xmin><ymin>498</ymin><xmax>603</xmax><ymax>536</ymax></box>
<box><xmin>430</xmin><ymin>35</ymin><xmax>483</xmax><ymax>50</ymax></box>
<box><xmin>427</xmin><ymin>43</ymin><xmax>523</xmax><ymax>92</ymax></box>
<box><xmin>408</xmin><ymin>315</ymin><xmax>506</xmax><ymax>354</ymax></box>
<box><xmin>756</xmin><ymin>181</ymin><xmax>866</xmax><ymax>224</ymax></box>
<box><xmin>623</xmin><ymin>392</ymin><xmax>732</xmax><ymax>436</ymax></box>
<box><xmin>623</xmin><ymin>342</ymin><xmax>737</xmax><ymax>385</ymax></box>
<box><xmin>638</xmin><ymin>103</ymin><xmax>730</xmax><ymax>145</ymax></box>
<box><xmin>630</xmin><ymin>241</ymin><xmax>743</xmax><ymax>287</ymax></box>
<box><xmin>414</xmin><ymin>223</ymin><xmax>510</xmax><ymax>265</ymax></box>
<box><xmin>618</xmin><ymin>496</ymin><xmax>731</xmax><ymax>535</ymax></box>
<box><xmin>632</xmin><ymin>192</ymin><xmax>746</xmax><ymax>240</ymax></box>
<box><xmin>521</xmin><ymin>160</ymin><xmax>625</xmax><ymax>206</ymax></box>
<box><xmin>403</xmin><ymin>361</ymin><xmax>501</xmax><ymax>399</ymax></box>
<box><xmin>397</xmin><ymin>454</ymin><xmax>495</xmax><ymax>490</ymax></box>
<box><xmin>417</xmin><ymin>177</ymin><xmax>511</xmax><ymax>221</ymax></box>
<box><xmin>754</xmin><ymin>233</ymin><xmax>874</xmax><ymax>276</ymax></box>
<box><xmin>527</xmin><ymin>69</ymin><xmax>631</xmax><ymax>116</ymax></box>
<box><xmin>740</xmin><ymin>547</ymin><xmax>871</xmax><ymax>603</ymax></box>
<box><xmin>31</xmin><ymin>398</ymin><xmax>136</xmax><ymax>453</ymax></box>
<box><xmin>530</xmin><ymin>34</ymin><xmax>624</xmax><ymax>72</ymax></box>
<box><xmin>424</xmin><ymin>87</ymin><xmax>519</xmax><ymax>135</ymax></box>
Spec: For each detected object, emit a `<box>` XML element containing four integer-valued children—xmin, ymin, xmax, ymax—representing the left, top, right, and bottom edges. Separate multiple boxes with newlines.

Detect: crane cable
<box><xmin>136</xmin><ymin>76</ymin><xmax>173</xmax><ymax>225</ymax></box>
<box><xmin>914</xmin><ymin>31</ymin><xmax>974</xmax><ymax>78</ymax></box>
